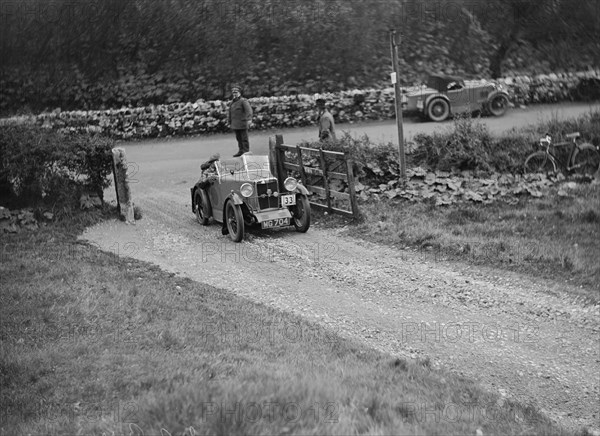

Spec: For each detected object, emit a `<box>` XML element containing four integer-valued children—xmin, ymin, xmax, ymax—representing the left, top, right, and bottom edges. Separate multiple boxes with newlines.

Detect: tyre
<box><xmin>194</xmin><ymin>189</ymin><xmax>211</xmax><ymax>226</ymax></box>
<box><xmin>427</xmin><ymin>98</ymin><xmax>450</xmax><ymax>122</ymax></box>
<box><xmin>488</xmin><ymin>94</ymin><xmax>509</xmax><ymax>117</ymax></box>
<box><xmin>225</xmin><ymin>201</ymin><xmax>245</xmax><ymax>242</ymax></box>
<box><xmin>291</xmin><ymin>194</ymin><xmax>311</xmax><ymax>233</ymax></box>
<box><xmin>524</xmin><ymin>152</ymin><xmax>556</xmax><ymax>174</ymax></box>
<box><xmin>572</xmin><ymin>143</ymin><xmax>600</xmax><ymax>177</ymax></box>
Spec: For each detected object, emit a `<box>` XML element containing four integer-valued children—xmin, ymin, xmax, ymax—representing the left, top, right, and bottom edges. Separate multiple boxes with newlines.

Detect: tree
<box><xmin>468</xmin><ymin>0</ymin><xmax>599</xmax><ymax>77</ymax></box>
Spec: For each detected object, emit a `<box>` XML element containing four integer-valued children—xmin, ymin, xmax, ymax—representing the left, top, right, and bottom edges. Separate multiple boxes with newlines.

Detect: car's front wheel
<box><xmin>488</xmin><ymin>94</ymin><xmax>509</xmax><ymax>117</ymax></box>
<box><xmin>427</xmin><ymin>98</ymin><xmax>450</xmax><ymax>122</ymax></box>
<box><xmin>291</xmin><ymin>194</ymin><xmax>311</xmax><ymax>233</ymax></box>
<box><xmin>225</xmin><ymin>201</ymin><xmax>245</xmax><ymax>242</ymax></box>
<box><xmin>194</xmin><ymin>189</ymin><xmax>211</xmax><ymax>226</ymax></box>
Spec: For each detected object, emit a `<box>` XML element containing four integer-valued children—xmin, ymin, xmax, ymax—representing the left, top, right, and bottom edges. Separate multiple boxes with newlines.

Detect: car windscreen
<box><xmin>216</xmin><ymin>157</ymin><xmax>244</xmax><ymax>177</ymax></box>
<box><xmin>216</xmin><ymin>155</ymin><xmax>274</xmax><ymax>180</ymax></box>
<box><xmin>244</xmin><ymin>155</ymin><xmax>273</xmax><ymax>180</ymax></box>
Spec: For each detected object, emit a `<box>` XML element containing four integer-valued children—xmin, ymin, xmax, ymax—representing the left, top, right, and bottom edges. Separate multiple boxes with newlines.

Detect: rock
<box><xmin>0</xmin><ymin>207</ymin><xmax>10</xmax><ymax>219</ymax></box>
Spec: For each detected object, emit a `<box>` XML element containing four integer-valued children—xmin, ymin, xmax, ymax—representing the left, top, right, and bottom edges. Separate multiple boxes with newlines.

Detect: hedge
<box><xmin>1</xmin><ymin>70</ymin><xmax>598</xmax><ymax>141</ymax></box>
<box><xmin>0</xmin><ymin>125</ymin><xmax>114</xmax><ymax>210</ymax></box>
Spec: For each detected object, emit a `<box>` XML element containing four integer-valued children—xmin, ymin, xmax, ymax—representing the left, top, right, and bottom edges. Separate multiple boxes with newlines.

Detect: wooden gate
<box><xmin>268</xmin><ymin>134</ymin><xmax>359</xmax><ymax>218</ymax></box>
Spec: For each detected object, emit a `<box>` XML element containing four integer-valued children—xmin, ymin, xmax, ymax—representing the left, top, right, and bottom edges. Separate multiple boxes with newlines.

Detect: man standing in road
<box><xmin>316</xmin><ymin>98</ymin><xmax>336</xmax><ymax>143</ymax></box>
<box><xmin>228</xmin><ymin>86</ymin><xmax>253</xmax><ymax>157</ymax></box>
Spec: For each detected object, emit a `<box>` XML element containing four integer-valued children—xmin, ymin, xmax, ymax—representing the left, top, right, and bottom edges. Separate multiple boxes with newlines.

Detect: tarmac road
<box><xmin>116</xmin><ymin>101</ymin><xmax>599</xmax><ymax>183</ymax></box>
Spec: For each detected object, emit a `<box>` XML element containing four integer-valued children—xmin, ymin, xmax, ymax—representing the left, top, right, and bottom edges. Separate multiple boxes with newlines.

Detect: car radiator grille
<box><xmin>256</xmin><ymin>181</ymin><xmax>279</xmax><ymax>210</ymax></box>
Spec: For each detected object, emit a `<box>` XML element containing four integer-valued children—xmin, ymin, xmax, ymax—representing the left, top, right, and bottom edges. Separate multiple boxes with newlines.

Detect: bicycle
<box><xmin>523</xmin><ymin>132</ymin><xmax>600</xmax><ymax>177</ymax></box>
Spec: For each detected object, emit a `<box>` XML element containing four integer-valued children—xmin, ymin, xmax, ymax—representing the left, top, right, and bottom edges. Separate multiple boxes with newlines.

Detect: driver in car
<box><xmin>198</xmin><ymin>153</ymin><xmax>220</xmax><ymax>188</ymax></box>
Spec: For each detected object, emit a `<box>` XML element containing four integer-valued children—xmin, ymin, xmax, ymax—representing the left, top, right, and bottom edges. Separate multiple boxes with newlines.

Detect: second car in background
<box><xmin>402</xmin><ymin>74</ymin><xmax>510</xmax><ymax>122</ymax></box>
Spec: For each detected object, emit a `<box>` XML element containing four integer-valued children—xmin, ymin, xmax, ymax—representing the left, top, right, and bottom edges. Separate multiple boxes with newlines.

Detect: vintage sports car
<box><xmin>401</xmin><ymin>74</ymin><xmax>510</xmax><ymax>122</ymax></box>
<box><xmin>190</xmin><ymin>153</ymin><xmax>311</xmax><ymax>242</ymax></box>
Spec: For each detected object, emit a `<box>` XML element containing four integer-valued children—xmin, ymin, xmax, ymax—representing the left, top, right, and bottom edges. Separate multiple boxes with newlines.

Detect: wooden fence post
<box><xmin>345</xmin><ymin>151</ymin><xmax>359</xmax><ymax>218</ymax></box>
<box><xmin>111</xmin><ymin>148</ymin><xmax>135</xmax><ymax>224</ymax></box>
<box><xmin>268</xmin><ymin>136</ymin><xmax>279</xmax><ymax>181</ymax></box>
<box><xmin>274</xmin><ymin>134</ymin><xmax>286</xmax><ymax>191</ymax></box>
<box><xmin>319</xmin><ymin>148</ymin><xmax>332</xmax><ymax>212</ymax></box>
<box><xmin>295</xmin><ymin>145</ymin><xmax>308</xmax><ymax>187</ymax></box>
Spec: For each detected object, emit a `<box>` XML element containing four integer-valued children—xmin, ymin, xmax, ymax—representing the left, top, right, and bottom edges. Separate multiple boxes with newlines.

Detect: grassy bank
<box><xmin>312</xmin><ymin>110</ymin><xmax>600</xmax><ymax>302</ymax></box>
<box><xmin>346</xmin><ymin>182</ymin><xmax>600</xmax><ymax>303</ymax></box>
<box><xmin>0</xmin><ymin>210</ymin><xmax>565</xmax><ymax>436</ymax></box>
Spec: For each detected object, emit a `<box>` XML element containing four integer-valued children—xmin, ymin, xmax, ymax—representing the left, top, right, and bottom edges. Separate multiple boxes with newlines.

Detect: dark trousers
<box><xmin>234</xmin><ymin>129</ymin><xmax>250</xmax><ymax>153</ymax></box>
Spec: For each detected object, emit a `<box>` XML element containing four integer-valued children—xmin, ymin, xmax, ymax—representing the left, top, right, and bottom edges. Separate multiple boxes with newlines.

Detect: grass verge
<box><xmin>310</xmin><ymin>109</ymin><xmax>600</xmax><ymax>303</ymax></box>
<box><xmin>0</xmin><ymin>209</ymin><xmax>567</xmax><ymax>436</ymax></box>
<box><xmin>347</xmin><ymin>182</ymin><xmax>600</xmax><ymax>303</ymax></box>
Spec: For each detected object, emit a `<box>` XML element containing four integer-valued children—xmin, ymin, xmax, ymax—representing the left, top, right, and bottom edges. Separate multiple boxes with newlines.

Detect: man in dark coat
<box><xmin>228</xmin><ymin>86</ymin><xmax>253</xmax><ymax>157</ymax></box>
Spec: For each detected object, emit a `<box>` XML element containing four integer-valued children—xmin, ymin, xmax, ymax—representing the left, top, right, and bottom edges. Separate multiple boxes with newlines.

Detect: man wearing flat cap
<box><xmin>228</xmin><ymin>86</ymin><xmax>253</xmax><ymax>157</ymax></box>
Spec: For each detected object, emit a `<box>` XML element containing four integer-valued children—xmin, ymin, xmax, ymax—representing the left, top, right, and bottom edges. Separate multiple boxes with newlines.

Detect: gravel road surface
<box><xmin>82</xmin><ymin>102</ymin><xmax>600</xmax><ymax>432</ymax></box>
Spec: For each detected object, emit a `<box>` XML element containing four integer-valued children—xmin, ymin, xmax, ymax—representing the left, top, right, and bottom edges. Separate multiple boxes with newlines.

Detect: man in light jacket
<box><xmin>228</xmin><ymin>86</ymin><xmax>253</xmax><ymax>157</ymax></box>
<box><xmin>316</xmin><ymin>98</ymin><xmax>336</xmax><ymax>142</ymax></box>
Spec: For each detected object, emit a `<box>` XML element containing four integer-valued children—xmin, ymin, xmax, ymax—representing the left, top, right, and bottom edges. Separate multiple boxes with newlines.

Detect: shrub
<box><xmin>0</xmin><ymin>125</ymin><xmax>114</xmax><ymax>209</ymax></box>
<box><xmin>411</xmin><ymin>114</ymin><xmax>495</xmax><ymax>174</ymax></box>
<box><xmin>314</xmin><ymin>108</ymin><xmax>600</xmax><ymax>185</ymax></box>
<box><xmin>527</xmin><ymin>109</ymin><xmax>600</xmax><ymax>146</ymax></box>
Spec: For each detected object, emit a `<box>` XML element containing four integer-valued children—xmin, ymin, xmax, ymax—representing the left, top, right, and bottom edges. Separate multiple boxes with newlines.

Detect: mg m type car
<box><xmin>191</xmin><ymin>154</ymin><xmax>311</xmax><ymax>242</ymax></box>
<box><xmin>402</xmin><ymin>74</ymin><xmax>510</xmax><ymax>122</ymax></box>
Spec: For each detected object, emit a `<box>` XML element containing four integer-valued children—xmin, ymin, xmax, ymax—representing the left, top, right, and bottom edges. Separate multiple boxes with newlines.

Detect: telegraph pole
<box><xmin>389</xmin><ymin>29</ymin><xmax>407</xmax><ymax>186</ymax></box>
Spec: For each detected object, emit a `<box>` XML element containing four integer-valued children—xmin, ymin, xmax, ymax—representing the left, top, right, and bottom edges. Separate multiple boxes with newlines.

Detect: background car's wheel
<box><xmin>194</xmin><ymin>189</ymin><xmax>211</xmax><ymax>226</ymax></box>
<box><xmin>427</xmin><ymin>98</ymin><xmax>450</xmax><ymax>122</ymax></box>
<box><xmin>524</xmin><ymin>152</ymin><xmax>556</xmax><ymax>174</ymax></box>
<box><xmin>572</xmin><ymin>143</ymin><xmax>600</xmax><ymax>176</ymax></box>
<box><xmin>488</xmin><ymin>94</ymin><xmax>509</xmax><ymax>117</ymax></box>
<box><xmin>225</xmin><ymin>201</ymin><xmax>244</xmax><ymax>242</ymax></box>
<box><xmin>291</xmin><ymin>194</ymin><xmax>311</xmax><ymax>233</ymax></box>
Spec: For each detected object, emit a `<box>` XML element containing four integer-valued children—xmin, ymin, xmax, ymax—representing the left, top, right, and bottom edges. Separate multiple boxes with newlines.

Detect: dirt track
<box><xmin>82</xmin><ymin>103</ymin><xmax>600</xmax><ymax>432</ymax></box>
<box><xmin>82</xmin><ymin>179</ymin><xmax>600</xmax><ymax>432</ymax></box>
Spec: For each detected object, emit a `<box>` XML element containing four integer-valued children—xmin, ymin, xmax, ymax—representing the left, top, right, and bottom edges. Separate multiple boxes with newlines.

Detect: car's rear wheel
<box><xmin>225</xmin><ymin>201</ymin><xmax>245</xmax><ymax>242</ymax></box>
<box><xmin>488</xmin><ymin>94</ymin><xmax>509</xmax><ymax>117</ymax></box>
<box><xmin>291</xmin><ymin>194</ymin><xmax>311</xmax><ymax>233</ymax></box>
<box><xmin>427</xmin><ymin>98</ymin><xmax>450</xmax><ymax>122</ymax></box>
<box><xmin>194</xmin><ymin>189</ymin><xmax>211</xmax><ymax>226</ymax></box>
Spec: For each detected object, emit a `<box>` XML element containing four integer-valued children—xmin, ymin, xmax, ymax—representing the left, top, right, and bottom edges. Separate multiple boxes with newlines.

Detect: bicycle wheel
<box><xmin>571</xmin><ymin>143</ymin><xmax>600</xmax><ymax>177</ymax></box>
<box><xmin>524</xmin><ymin>151</ymin><xmax>556</xmax><ymax>174</ymax></box>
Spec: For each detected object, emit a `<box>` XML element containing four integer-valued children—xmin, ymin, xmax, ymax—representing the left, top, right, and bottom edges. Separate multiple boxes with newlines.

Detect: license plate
<box><xmin>416</xmin><ymin>100</ymin><xmax>423</xmax><ymax>109</ymax></box>
<box><xmin>261</xmin><ymin>217</ymin><xmax>290</xmax><ymax>229</ymax></box>
<box><xmin>280</xmin><ymin>194</ymin><xmax>296</xmax><ymax>206</ymax></box>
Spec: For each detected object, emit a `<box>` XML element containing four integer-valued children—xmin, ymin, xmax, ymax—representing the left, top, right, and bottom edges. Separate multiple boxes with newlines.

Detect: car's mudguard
<box><xmin>487</xmin><ymin>89</ymin><xmax>509</xmax><ymax>100</ymax></box>
<box><xmin>191</xmin><ymin>180</ymin><xmax>205</xmax><ymax>206</ymax></box>
<box><xmin>423</xmin><ymin>93</ymin><xmax>450</xmax><ymax>112</ymax></box>
<box><xmin>228</xmin><ymin>192</ymin><xmax>244</xmax><ymax>205</ymax></box>
<box><xmin>294</xmin><ymin>184</ymin><xmax>310</xmax><ymax>196</ymax></box>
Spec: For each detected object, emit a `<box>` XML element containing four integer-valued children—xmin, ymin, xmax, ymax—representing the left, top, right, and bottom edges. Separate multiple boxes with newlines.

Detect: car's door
<box><xmin>209</xmin><ymin>162</ymin><xmax>230</xmax><ymax>222</ymax></box>
<box><xmin>474</xmin><ymin>83</ymin><xmax>495</xmax><ymax>109</ymax></box>
<box><xmin>446</xmin><ymin>82</ymin><xmax>471</xmax><ymax>114</ymax></box>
